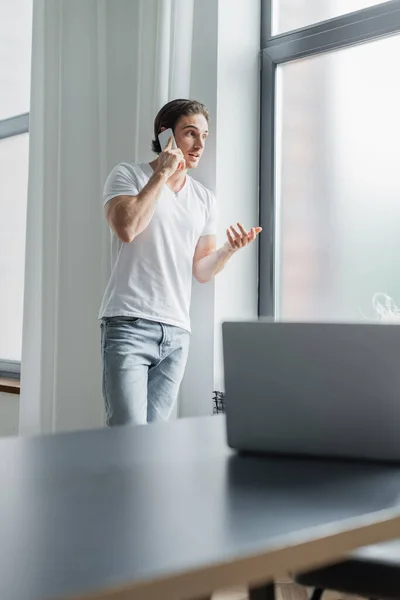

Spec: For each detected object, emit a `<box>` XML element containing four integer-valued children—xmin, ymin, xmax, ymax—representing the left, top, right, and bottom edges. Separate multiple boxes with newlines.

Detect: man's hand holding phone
<box><xmin>156</xmin><ymin>132</ymin><xmax>186</xmax><ymax>179</ymax></box>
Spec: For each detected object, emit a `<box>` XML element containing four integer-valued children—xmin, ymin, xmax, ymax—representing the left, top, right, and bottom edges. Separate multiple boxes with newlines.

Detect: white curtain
<box><xmin>20</xmin><ymin>0</ymin><xmax>195</xmax><ymax>435</ymax></box>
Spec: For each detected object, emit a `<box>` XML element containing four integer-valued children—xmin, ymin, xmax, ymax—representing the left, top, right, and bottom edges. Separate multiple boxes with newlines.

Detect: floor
<box><xmin>213</xmin><ymin>580</ymin><xmax>362</xmax><ymax>600</ymax></box>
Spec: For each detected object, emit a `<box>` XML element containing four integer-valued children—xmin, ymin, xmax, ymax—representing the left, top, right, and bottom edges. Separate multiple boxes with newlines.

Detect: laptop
<box><xmin>222</xmin><ymin>320</ymin><xmax>400</xmax><ymax>462</ymax></box>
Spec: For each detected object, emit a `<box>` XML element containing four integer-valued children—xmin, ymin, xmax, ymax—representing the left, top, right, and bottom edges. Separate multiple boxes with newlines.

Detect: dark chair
<box><xmin>246</xmin><ymin>540</ymin><xmax>400</xmax><ymax>600</ymax></box>
<box><xmin>248</xmin><ymin>584</ymin><xmax>275</xmax><ymax>599</ymax></box>
<box><xmin>295</xmin><ymin>539</ymin><xmax>400</xmax><ymax>600</ymax></box>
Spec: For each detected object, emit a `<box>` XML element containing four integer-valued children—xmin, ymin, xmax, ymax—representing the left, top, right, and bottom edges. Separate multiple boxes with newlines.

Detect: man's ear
<box><xmin>160</xmin><ymin>126</ymin><xmax>166</xmax><ymax>133</ymax></box>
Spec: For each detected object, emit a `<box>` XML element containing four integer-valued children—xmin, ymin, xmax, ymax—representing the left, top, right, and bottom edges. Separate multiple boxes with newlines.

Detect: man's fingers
<box><xmin>230</xmin><ymin>225</ymin><xmax>245</xmax><ymax>247</ymax></box>
<box><xmin>246</xmin><ymin>226</ymin><xmax>263</xmax><ymax>238</ymax></box>
<box><xmin>177</xmin><ymin>157</ymin><xmax>186</xmax><ymax>171</ymax></box>
<box><xmin>230</xmin><ymin>225</ymin><xmax>241</xmax><ymax>240</ymax></box>
<box><xmin>165</xmin><ymin>136</ymin><xmax>174</xmax><ymax>150</ymax></box>
<box><xmin>226</xmin><ymin>223</ymin><xmax>262</xmax><ymax>251</ymax></box>
<box><xmin>171</xmin><ymin>148</ymin><xmax>184</xmax><ymax>158</ymax></box>
<box><xmin>237</xmin><ymin>222</ymin><xmax>250</xmax><ymax>246</ymax></box>
<box><xmin>244</xmin><ymin>226</ymin><xmax>262</xmax><ymax>236</ymax></box>
<box><xmin>247</xmin><ymin>227</ymin><xmax>256</xmax><ymax>242</ymax></box>
<box><xmin>226</xmin><ymin>229</ymin><xmax>235</xmax><ymax>248</ymax></box>
<box><xmin>237</xmin><ymin>222</ymin><xmax>248</xmax><ymax>238</ymax></box>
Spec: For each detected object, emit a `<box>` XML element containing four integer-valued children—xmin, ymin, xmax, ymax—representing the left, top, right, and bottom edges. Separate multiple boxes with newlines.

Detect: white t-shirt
<box><xmin>98</xmin><ymin>162</ymin><xmax>217</xmax><ymax>332</ymax></box>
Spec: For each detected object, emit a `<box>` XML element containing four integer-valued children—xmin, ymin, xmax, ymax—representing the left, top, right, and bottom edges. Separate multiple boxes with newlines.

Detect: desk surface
<box><xmin>2</xmin><ymin>415</ymin><xmax>400</xmax><ymax>600</ymax></box>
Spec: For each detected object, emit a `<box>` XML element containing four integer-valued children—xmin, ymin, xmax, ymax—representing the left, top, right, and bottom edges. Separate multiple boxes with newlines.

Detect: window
<box><xmin>0</xmin><ymin>0</ymin><xmax>32</xmax><ymax>377</ymax></box>
<box><xmin>0</xmin><ymin>0</ymin><xmax>32</xmax><ymax>119</ymax></box>
<box><xmin>259</xmin><ymin>0</ymin><xmax>400</xmax><ymax>321</ymax></box>
<box><xmin>272</xmin><ymin>0</ymin><xmax>389</xmax><ymax>35</ymax></box>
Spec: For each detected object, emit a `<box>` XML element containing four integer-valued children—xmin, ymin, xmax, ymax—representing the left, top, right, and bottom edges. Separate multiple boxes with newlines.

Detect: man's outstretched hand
<box><xmin>225</xmin><ymin>223</ymin><xmax>262</xmax><ymax>252</ymax></box>
<box><xmin>192</xmin><ymin>222</ymin><xmax>262</xmax><ymax>283</ymax></box>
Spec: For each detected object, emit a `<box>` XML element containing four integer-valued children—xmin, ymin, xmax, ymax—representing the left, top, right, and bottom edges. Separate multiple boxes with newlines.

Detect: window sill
<box><xmin>0</xmin><ymin>378</ymin><xmax>20</xmax><ymax>396</ymax></box>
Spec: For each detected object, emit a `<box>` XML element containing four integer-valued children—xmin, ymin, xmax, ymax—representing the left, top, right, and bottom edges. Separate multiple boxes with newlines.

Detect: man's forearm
<box><xmin>113</xmin><ymin>169</ymin><xmax>168</xmax><ymax>242</ymax></box>
<box><xmin>133</xmin><ymin>169</ymin><xmax>169</xmax><ymax>234</ymax></box>
<box><xmin>193</xmin><ymin>243</ymin><xmax>236</xmax><ymax>283</ymax></box>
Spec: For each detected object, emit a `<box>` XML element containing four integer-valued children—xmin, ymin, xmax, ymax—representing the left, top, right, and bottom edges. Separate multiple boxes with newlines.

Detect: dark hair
<box><xmin>151</xmin><ymin>99</ymin><xmax>209</xmax><ymax>154</ymax></box>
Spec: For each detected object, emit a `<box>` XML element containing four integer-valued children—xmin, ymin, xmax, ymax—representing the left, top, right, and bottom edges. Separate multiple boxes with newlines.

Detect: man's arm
<box><xmin>192</xmin><ymin>224</ymin><xmax>262</xmax><ymax>283</ymax></box>
<box><xmin>106</xmin><ymin>137</ymin><xmax>184</xmax><ymax>243</ymax></box>
<box><xmin>192</xmin><ymin>235</ymin><xmax>231</xmax><ymax>283</ymax></box>
<box><xmin>106</xmin><ymin>170</ymin><xmax>167</xmax><ymax>244</ymax></box>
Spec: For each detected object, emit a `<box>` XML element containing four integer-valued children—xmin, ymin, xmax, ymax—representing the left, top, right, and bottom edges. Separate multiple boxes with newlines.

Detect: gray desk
<box><xmin>2</xmin><ymin>415</ymin><xmax>400</xmax><ymax>600</ymax></box>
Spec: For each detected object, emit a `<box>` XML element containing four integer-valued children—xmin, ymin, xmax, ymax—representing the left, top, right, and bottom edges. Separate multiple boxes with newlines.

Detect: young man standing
<box><xmin>99</xmin><ymin>99</ymin><xmax>261</xmax><ymax>427</ymax></box>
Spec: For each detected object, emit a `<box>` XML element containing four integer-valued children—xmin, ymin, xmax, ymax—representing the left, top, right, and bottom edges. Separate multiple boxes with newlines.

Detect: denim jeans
<box><xmin>101</xmin><ymin>316</ymin><xmax>190</xmax><ymax>426</ymax></box>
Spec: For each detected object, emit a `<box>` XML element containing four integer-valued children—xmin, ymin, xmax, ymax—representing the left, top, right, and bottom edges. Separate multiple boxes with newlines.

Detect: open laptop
<box><xmin>222</xmin><ymin>320</ymin><xmax>400</xmax><ymax>462</ymax></box>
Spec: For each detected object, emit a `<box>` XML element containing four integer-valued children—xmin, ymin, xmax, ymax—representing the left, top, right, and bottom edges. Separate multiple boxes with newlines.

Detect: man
<box><xmin>99</xmin><ymin>99</ymin><xmax>261</xmax><ymax>426</ymax></box>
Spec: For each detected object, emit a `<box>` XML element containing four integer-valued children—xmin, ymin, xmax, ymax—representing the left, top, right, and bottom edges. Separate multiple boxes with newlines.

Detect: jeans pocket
<box><xmin>102</xmin><ymin>316</ymin><xmax>141</xmax><ymax>353</ymax></box>
<box><xmin>104</xmin><ymin>316</ymin><xmax>140</xmax><ymax>326</ymax></box>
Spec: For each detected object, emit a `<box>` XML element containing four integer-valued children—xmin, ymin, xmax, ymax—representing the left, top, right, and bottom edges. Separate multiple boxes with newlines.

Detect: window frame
<box><xmin>259</xmin><ymin>0</ymin><xmax>400</xmax><ymax>317</ymax></box>
<box><xmin>0</xmin><ymin>112</ymin><xmax>29</xmax><ymax>379</ymax></box>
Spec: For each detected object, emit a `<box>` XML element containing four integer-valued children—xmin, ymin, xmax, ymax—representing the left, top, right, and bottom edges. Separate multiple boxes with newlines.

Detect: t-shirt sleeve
<box><xmin>200</xmin><ymin>191</ymin><xmax>218</xmax><ymax>236</ymax></box>
<box><xmin>103</xmin><ymin>163</ymin><xmax>141</xmax><ymax>206</ymax></box>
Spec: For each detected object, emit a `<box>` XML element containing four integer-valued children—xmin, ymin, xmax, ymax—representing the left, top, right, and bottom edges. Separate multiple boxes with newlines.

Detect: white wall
<box><xmin>102</xmin><ymin>0</ymin><xmax>260</xmax><ymax>413</ymax></box>
<box><xmin>214</xmin><ymin>0</ymin><xmax>261</xmax><ymax>392</ymax></box>
<box><xmin>179</xmin><ymin>0</ymin><xmax>260</xmax><ymax>411</ymax></box>
<box><xmin>181</xmin><ymin>0</ymin><xmax>261</xmax><ymax>405</ymax></box>
<box><xmin>0</xmin><ymin>393</ymin><xmax>19</xmax><ymax>437</ymax></box>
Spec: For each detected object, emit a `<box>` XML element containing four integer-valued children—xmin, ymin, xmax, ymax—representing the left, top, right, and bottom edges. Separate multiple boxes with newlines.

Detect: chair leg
<box><xmin>309</xmin><ymin>589</ymin><xmax>324</xmax><ymax>600</ymax></box>
<box><xmin>249</xmin><ymin>582</ymin><xmax>275</xmax><ymax>600</ymax></box>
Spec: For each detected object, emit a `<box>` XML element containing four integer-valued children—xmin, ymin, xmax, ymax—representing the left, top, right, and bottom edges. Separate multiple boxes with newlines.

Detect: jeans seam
<box><xmin>101</xmin><ymin>322</ymin><xmax>111</xmax><ymax>423</ymax></box>
<box><xmin>159</xmin><ymin>323</ymin><xmax>165</xmax><ymax>359</ymax></box>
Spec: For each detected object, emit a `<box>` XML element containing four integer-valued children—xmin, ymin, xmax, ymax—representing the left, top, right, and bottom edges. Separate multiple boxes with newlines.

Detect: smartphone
<box><xmin>158</xmin><ymin>128</ymin><xmax>177</xmax><ymax>151</ymax></box>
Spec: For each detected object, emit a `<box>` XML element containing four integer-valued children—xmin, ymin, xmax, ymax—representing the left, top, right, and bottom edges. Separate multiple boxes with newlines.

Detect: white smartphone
<box><xmin>158</xmin><ymin>128</ymin><xmax>177</xmax><ymax>151</ymax></box>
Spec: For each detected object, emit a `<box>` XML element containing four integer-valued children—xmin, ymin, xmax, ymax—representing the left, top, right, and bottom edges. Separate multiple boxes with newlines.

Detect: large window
<box><xmin>0</xmin><ymin>0</ymin><xmax>32</xmax><ymax>377</ymax></box>
<box><xmin>272</xmin><ymin>0</ymin><xmax>389</xmax><ymax>35</ymax></box>
<box><xmin>259</xmin><ymin>0</ymin><xmax>400</xmax><ymax>321</ymax></box>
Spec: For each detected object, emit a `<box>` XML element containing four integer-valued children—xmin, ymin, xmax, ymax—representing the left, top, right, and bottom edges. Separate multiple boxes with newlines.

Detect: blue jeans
<box><xmin>101</xmin><ymin>317</ymin><xmax>190</xmax><ymax>426</ymax></box>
